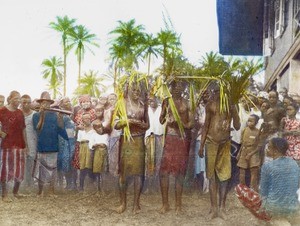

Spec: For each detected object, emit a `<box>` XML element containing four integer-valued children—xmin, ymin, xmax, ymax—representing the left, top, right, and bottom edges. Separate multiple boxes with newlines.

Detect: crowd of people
<box><xmin>0</xmin><ymin>84</ymin><xmax>300</xmax><ymax>224</ymax></box>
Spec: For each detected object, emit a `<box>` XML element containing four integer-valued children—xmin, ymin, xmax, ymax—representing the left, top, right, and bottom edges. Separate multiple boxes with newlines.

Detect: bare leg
<box><xmin>57</xmin><ymin>171</ymin><xmax>63</xmax><ymax>188</ymax></box>
<box><xmin>1</xmin><ymin>182</ymin><xmax>11</xmax><ymax>202</ymax></box>
<box><xmin>13</xmin><ymin>181</ymin><xmax>24</xmax><ymax>198</ymax></box>
<box><xmin>175</xmin><ymin>175</ymin><xmax>184</xmax><ymax>215</ymax></box>
<box><xmin>239</xmin><ymin>168</ymin><xmax>246</xmax><ymax>185</ymax></box>
<box><xmin>218</xmin><ymin>179</ymin><xmax>229</xmax><ymax>220</ymax></box>
<box><xmin>159</xmin><ymin>173</ymin><xmax>170</xmax><ymax>214</ymax></box>
<box><xmin>207</xmin><ymin>176</ymin><xmax>218</xmax><ymax>220</ymax></box>
<box><xmin>49</xmin><ymin>181</ymin><xmax>56</xmax><ymax>197</ymax></box>
<box><xmin>37</xmin><ymin>181</ymin><xmax>44</xmax><ymax>197</ymax></box>
<box><xmin>96</xmin><ymin>174</ymin><xmax>101</xmax><ymax>192</ymax></box>
<box><xmin>133</xmin><ymin>176</ymin><xmax>143</xmax><ymax>214</ymax></box>
<box><xmin>79</xmin><ymin>169</ymin><xmax>88</xmax><ymax>191</ymax></box>
<box><xmin>250</xmin><ymin>167</ymin><xmax>259</xmax><ymax>192</ymax></box>
<box><xmin>116</xmin><ymin>175</ymin><xmax>127</xmax><ymax>214</ymax></box>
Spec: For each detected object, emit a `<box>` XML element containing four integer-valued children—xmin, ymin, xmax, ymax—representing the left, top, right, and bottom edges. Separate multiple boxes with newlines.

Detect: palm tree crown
<box><xmin>68</xmin><ymin>25</ymin><xmax>99</xmax><ymax>86</ymax></box>
<box><xmin>41</xmin><ymin>56</ymin><xmax>63</xmax><ymax>99</ymax></box>
<box><xmin>49</xmin><ymin>15</ymin><xmax>76</xmax><ymax>96</ymax></box>
<box><xmin>74</xmin><ymin>70</ymin><xmax>106</xmax><ymax>98</ymax></box>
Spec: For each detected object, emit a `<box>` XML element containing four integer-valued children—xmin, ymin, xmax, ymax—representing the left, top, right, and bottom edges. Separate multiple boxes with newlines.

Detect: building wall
<box><xmin>264</xmin><ymin>0</ymin><xmax>294</xmax><ymax>87</ymax></box>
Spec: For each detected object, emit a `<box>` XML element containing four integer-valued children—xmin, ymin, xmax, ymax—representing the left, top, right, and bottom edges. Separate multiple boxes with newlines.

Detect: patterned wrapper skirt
<box><xmin>72</xmin><ymin>142</ymin><xmax>80</xmax><ymax>169</ymax></box>
<box><xmin>92</xmin><ymin>145</ymin><xmax>107</xmax><ymax>173</ymax></box>
<box><xmin>79</xmin><ymin>142</ymin><xmax>92</xmax><ymax>170</ymax></box>
<box><xmin>0</xmin><ymin>148</ymin><xmax>25</xmax><ymax>182</ymax></box>
<box><xmin>119</xmin><ymin>135</ymin><xmax>145</xmax><ymax>177</ymax></box>
<box><xmin>32</xmin><ymin>152</ymin><xmax>58</xmax><ymax>184</ymax></box>
<box><xmin>160</xmin><ymin>135</ymin><xmax>190</xmax><ymax>176</ymax></box>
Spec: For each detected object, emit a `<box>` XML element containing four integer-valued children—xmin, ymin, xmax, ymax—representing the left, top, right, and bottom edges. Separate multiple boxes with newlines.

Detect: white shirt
<box><xmin>231</xmin><ymin>103</ymin><xmax>252</xmax><ymax>144</ymax></box>
<box><xmin>145</xmin><ymin>106</ymin><xmax>165</xmax><ymax>137</ymax></box>
<box><xmin>24</xmin><ymin>112</ymin><xmax>37</xmax><ymax>157</ymax></box>
<box><xmin>77</xmin><ymin>129</ymin><xmax>96</xmax><ymax>149</ymax></box>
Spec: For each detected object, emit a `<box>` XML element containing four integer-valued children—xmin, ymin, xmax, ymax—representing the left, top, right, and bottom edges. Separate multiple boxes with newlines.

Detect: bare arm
<box><xmin>159</xmin><ymin>99</ymin><xmax>168</xmax><ymax>124</ymax></box>
<box><xmin>231</xmin><ymin>105</ymin><xmax>241</xmax><ymax>131</ymax></box>
<box><xmin>198</xmin><ymin>104</ymin><xmax>212</xmax><ymax>158</ymax></box>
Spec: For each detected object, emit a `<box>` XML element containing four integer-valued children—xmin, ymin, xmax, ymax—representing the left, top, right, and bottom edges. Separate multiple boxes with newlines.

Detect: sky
<box><xmin>0</xmin><ymin>0</ymin><xmax>219</xmax><ymax>99</ymax></box>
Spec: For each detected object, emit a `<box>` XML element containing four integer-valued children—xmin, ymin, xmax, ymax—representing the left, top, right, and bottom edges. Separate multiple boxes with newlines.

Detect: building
<box><xmin>218</xmin><ymin>0</ymin><xmax>300</xmax><ymax>94</ymax></box>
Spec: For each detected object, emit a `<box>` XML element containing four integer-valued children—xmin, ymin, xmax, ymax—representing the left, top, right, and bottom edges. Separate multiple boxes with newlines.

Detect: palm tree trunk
<box><xmin>147</xmin><ymin>54</ymin><xmax>151</xmax><ymax>77</ymax></box>
<box><xmin>78</xmin><ymin>57</ymin><xmax>81</xmax><ymax>87</ymax></box>
<box><xmin>113</xmin><ymin>61</ymin><xmax>118</xmax><ymax>92</ymax></box>
<box><xmin>63</xmin><ymin>42</ymin><xmax>67</xmax><ymax>96</ymax></box>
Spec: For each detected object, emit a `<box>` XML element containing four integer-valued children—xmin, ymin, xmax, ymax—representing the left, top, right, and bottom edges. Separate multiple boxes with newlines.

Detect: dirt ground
<box><xmin>0</xmin><ymin>178</ymin><xmax>262</xmax><ymax>226</ymax></box>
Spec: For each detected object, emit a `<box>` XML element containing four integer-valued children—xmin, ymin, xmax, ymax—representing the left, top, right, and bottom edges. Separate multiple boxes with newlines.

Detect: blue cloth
<box><xmin>33</xmin><ymin>111</ymin><xmax>68</xmax><ymax>153</ymax></box>
<box><xmin>260</xmin><ymin>157</ymin><xmax>300</xmax><ymax>216</ymax></box>
<box><xmin>58</xmin><ymin>116</ymin><xmax>75</xmax><ymax>172</ymax></box>
<box><xmin>194</xmin><ymin>140</ymin><xmax>206</xmax><ymax>176</ymax></box>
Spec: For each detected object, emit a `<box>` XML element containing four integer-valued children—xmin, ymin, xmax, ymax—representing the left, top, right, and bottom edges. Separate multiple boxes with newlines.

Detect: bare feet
<box><xmin>159</xmin><ymin>204</ymin><xmax>170</xmax><ymax>214</ymax></box>
<box><xmin>116</xmin><ymin>204</ymin><xmax>126</xmax><ymax>214</ymax></box>
<box><xmin>36</xmin><ymin>192</ymin><xmax>44</xmax><ymax>198</ymax></box>
<box><xmin>132</xmin><ymin>205</ymin><xmax>141</xmax><ymax>214</ymax></box>
<box><xmin>207</xmin><ymin>208</ymin><xmax>218</xmax><ymax>220</ymax></box>
<box><xmin>2</xmin><ymin>196</ymin><xmax>12</xmax><ymax>203</ymax></box>
<box><xmin>218</xmin><ymin>208</ymin><xmax>227</xmax><ymax>220</ymax></box>
<box><xmin>49</xmin><ymin>193</ymin><xmax>58</xmax><ymax>199</ymax></box>
<box><xmin>13</xmin><ymin>193</ymin><xmax>26</xmax><ymax>199</ymax></box>
<box><xmin>175</xmin><ymin>206</ymin><xmax>183</xmax><ymax>215</ymax></box>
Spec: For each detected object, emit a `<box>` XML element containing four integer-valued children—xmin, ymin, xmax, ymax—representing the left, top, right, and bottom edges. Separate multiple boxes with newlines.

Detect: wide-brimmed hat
<box><xmin>36</xmin><ymin>91</ymin><xmax>54</xmax><ymax>104</ymax></box>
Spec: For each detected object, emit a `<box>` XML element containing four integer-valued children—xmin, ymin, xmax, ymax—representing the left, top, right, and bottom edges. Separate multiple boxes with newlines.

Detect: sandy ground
<box><xmin>0</xmin><ymin>178</ymin><xmax>261</xmax><ymax>226</ymax></box>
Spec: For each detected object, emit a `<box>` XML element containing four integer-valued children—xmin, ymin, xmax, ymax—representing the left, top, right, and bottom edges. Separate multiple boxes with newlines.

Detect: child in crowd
<box><xmin>237</xmin><ymin>114</ymin><xmax>261</xmax><ymax>192</ymax></box>
<box><xmin>280</xmin><ymin>102</ymin><xmax>300</xmax><ymax>166</ymax></box>
<box><xmin>77</xmin><ymin>113</ymin><xmax>95</xmax><ymax>192</ymax></box>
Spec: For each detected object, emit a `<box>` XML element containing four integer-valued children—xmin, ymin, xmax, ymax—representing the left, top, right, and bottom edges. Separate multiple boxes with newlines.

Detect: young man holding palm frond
<box><xmin>199</xmin><ymin>84</ymin><xmax>240</xmax><ymax>220</ymax></box>
<box><xmin>159</xmin><ymin>81</ymin><xmax>194</xmax><ymax>215</ymax></box>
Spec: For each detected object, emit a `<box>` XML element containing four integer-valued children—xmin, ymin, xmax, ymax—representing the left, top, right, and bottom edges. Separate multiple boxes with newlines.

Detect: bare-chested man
<box><xmin>159</xmin><ymin>81</ymin><xmax>194</xmax><ymax>214</ymax></box>
<box><xmin>199</xmin><ymin>85</ymin><xmax>240</xmax><ymax>220</ymax></box>
<box><xmin>115</xmin><ymin>82</ymin><xmax>149</xmax><ymax>214</ymax></box>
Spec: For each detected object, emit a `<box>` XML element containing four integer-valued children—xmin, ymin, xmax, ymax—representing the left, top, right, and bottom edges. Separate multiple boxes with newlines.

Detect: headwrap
<box><xmin>79</xmin><ymin>95</ymin><xmax>91</xmax><ymax>104</ymax></box>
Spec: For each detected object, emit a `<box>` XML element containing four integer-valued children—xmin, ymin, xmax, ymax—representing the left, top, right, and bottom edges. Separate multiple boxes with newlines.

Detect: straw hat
<box><xmin>36</xmin><ymin>91</ymin><xmax>54</xmax><ymax>104</ymax></box>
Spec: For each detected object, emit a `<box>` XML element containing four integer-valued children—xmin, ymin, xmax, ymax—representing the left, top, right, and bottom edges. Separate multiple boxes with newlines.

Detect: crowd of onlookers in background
<box><xmin>0</xmin><ymin>86</ymin><xmax>300</xmax><ymax>224</ymax></box>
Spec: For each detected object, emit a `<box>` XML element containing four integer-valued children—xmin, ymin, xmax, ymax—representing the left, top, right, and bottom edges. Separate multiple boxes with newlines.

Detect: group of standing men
<box><xmin>0</xmin><ymin>82</ymin><xmax>299</xmax><ymax>223</ymax></box>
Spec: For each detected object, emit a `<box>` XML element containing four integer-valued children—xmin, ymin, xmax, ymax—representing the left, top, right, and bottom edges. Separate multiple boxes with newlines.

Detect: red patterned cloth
<box><xmin>74</xmin><ymin>108</ymin><xmax>97</xmax><ymax>127</ymax></box>
<box><xmin>160</xmin><ymin>135</ymin><xmax>190</xmax><ymax>176</ymax></box>
<box><xmin>0</xmin><ymin>148</ymin><xmax>25</xmax><ymax>182</ymax></box>
<box><xmin>282</xmin><ymin>117</ymin><xmax>300</xmax><ymax>160</ymax></box>
<box><xmin>235</xmin><ymin>184</ymin><xmax>271</xmax><ymax>222</ymax></box>
<box><xmin>72</xmin><ymin>142</ymin><xmax>80</xmax><ymax>169</ymax></box>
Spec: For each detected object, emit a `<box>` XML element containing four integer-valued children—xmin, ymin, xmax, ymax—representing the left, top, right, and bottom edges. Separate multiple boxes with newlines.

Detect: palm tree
<box><xmin>108</xmin><ymin>44</ymin><xmax>126</xmax><ymax>91</ymax></box>
<box><xmin>74</xmin><ymin>70</ymin><xmax>106</xmax><ymax>97</ymax></box>
<box><xmin>68</xmin><ymin>25</ymin><xmax>99</xmax><ymax>86</ymax></box>
<box><xmin>108</xmin><ymin>19</ymin><xmax>145</xmax><ymax>71</ymax></box>
<box><xmin>139</xmin><ymin>33</ymin><xmax>160</xmax><ymax>76</ymax></box>
<box><xmin>49</xmin><ymin>15</ymin><xmax>76</xmax><ymax>96</ymax></box>
<box><xmin>157</xmin><ymin>29</ymin><xmax>182</xmax><ymax>79</ymax></box>
<box><xmin>41</xmin><ymin>56</ymin><xmax>63</xmax><ymax>99</ymax></box>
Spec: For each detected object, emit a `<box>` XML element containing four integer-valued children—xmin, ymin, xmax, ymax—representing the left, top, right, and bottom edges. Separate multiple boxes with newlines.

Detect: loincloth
<box><xmin>119</xmin><ymin>135</ymin><xmax>145</xmax><ymax>177</ymax></box>
<box><xmin>160</xmin><ymin>135</ymin><xmax>190</xmax><ymax>176</ymax></box>
<box><xmin>205</xmin><ymin>138</ymin><xmax>231</xmax><ymax>181</ymax></box>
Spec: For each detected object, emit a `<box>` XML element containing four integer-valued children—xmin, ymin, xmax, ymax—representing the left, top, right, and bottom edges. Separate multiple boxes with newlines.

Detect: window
<box><xmin>274</xmin><ymin>0</ymin><xmax>285</xmax><ymax>38</ymax></box>
<box><xmin>263</xmin><ymin>0</ymin><xmax>273</xmax><ymax>56</ymax></box>
<box><xmin>294</xmin><ymin>0</ymin><xmax>300</xmax><ymax>36</ymax></box>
